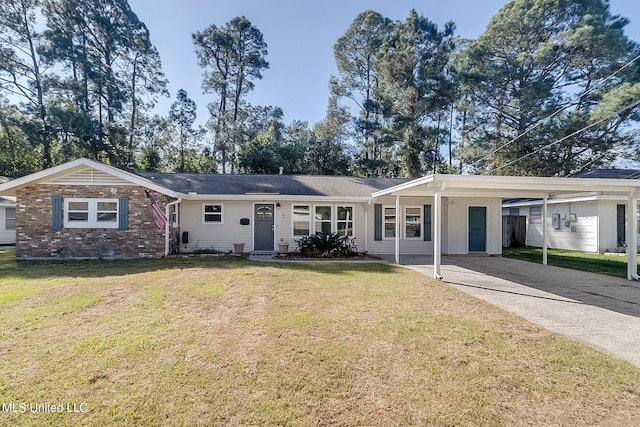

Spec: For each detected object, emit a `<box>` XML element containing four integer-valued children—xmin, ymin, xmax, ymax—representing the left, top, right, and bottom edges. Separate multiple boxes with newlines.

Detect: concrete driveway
<box><xmin>386</xmin><ymin>255</ymin><xmax>640</xmax><ymax>368</ymax></box>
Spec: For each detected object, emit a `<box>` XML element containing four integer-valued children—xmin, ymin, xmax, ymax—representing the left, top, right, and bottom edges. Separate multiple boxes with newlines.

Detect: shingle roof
<box><xmin>136</xmin><ymin>173</ymin><xmax>413</xmax><ymax>197</ymax></box>
<box><xmin>572</xmin><ymin>169</ymin><xmax>640</xmax><ymax>179</ymax></box>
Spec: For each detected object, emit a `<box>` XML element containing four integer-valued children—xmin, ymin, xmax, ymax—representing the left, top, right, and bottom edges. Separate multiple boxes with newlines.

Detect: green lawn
<box><xmin>1</xmin><ymin>249</ymin><xmax>639</xmax><ymax>426</ymax></box>
<box><xmin>503</xmin><ymin>247</ymin><xmax>637</xmax><ymax>278</ymax></box>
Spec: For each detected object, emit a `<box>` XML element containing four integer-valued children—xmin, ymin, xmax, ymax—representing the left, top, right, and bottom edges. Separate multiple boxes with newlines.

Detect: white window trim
<box><xmin>530</xmin><ymin>206</ymin><xmax>542</xmax><ymax>224</ymax></box>
<box><xmin>336</xmin><ymin>205</ymin><xmax>355</xmax><ymax>237</ymax></box>
<box><xmin>290</xmin><ymin>204</ymin><xmax>357</xmax><ymax>238</ymax></box>
<box><xmin>404</xmin><ymin>206</ymin><xmax>422</xmax><ymax>239</ymax></box>
<box><xmin>313</xmin><ymin>205</ymin><xmax>333</xmax><ymax>235</ymax></box>
<box><xmin>292</xmin><ymin>204</ymin><xmax>311</xmax><ymax>237</ymax></box>
<box><xmin>64</xmin><ymin>198</ymin><xmax>119</xmax><ymax>229</ymax></box>
<box><xmin>5</xmin><ymin>207</ymin><xmax>16</xmax><ymax>230</ymax></box>
<box><xmin>383</xmin><ymin>205</ymin><xmax>397</xmax><ymax>240</ymax></box>
<box><xmin>202</xmin><ymin>203</ymin><xmax>224</xmax><ymax>225</ymax></box>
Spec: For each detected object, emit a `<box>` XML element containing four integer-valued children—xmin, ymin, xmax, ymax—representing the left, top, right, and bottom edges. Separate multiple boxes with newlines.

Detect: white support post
<box><xmin>627</xmin><ymin>192</ymin><xmax>639</xmax><ymax>280</ymax></box>
<box><xmin>364</xmin><ymin>202</ymin><xmax>369</xmax><ymax>254</ymax></box>
<box><xmin>542</xmin><ymin>194</ymin><xmax>548</xmax><ymax>265</ymax></box>
<box><xmin>434</xmin><ymin>184</ymin><xmax>442</xmax><ymax>280</ymax></box>
<box><xmin>395</xmin><ymin>195</ymin><xmax>400</xmax><ymax>264</ymax></box>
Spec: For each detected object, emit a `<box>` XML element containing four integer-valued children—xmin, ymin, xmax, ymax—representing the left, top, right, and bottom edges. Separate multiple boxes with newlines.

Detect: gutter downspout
<box><xmin>164</xmin><ymin>197</ymin><xmax>182</xmax><ymax>256</ymax></box>
<box><xmin>628</xmin><ymin>191</ymin><xmax>639</xmax><ymax>280</ymax></box>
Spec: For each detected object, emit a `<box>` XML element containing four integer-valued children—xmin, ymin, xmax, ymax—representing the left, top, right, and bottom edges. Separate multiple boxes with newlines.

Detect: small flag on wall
<box><xmin>145</xmin><ymin>190</ymin><xmax>167</xmax><ymax>230</ymax></box>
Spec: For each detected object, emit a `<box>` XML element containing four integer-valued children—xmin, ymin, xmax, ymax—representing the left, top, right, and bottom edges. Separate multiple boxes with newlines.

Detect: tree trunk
<box><xmin>21</xmin><ymin>0</ymin><xmax>50</xmax><ymax>168</ymax></box>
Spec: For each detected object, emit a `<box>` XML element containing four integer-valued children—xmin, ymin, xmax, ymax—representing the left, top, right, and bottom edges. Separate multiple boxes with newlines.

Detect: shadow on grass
<box><xmin>0</xmin><ymin>249</ymin><xmax>402</xmax><ymax>280</ymax></box>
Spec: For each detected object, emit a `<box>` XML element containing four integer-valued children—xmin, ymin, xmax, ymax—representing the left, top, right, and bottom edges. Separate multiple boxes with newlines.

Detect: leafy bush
<box><xmin>295</xmin><ymin>232</ymin><xmax>358</xmax><ymax>258</ymax></box>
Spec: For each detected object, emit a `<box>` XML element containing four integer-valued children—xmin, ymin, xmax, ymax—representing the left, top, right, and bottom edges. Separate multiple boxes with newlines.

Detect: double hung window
<box><xmin>404</xmin><ymin>207</ymin><xmax>422</xmax><ymax>239</ymax></box>
<box><xmin>384</xmin><ymin>207</ymin><xmax>396</xmax><ymax>238</ymax></box>
<box><xmin>203</xmin><ymin>204</ymin><xmax>223</xmax><ymax>223</ymax></box>
<box><xmin>5</xmin><ymin>207</ymin><xmax>15</xmax><ymax>230</ymax></box>
<box><xmin>64</xmin><ymin>199</ymin><xmax>119</xmax><ymax>228</ymax></box>
<box><xmin>292</xmin><ymin>205</ymin><xmax>355</xmax><ymax>237</ymax></box>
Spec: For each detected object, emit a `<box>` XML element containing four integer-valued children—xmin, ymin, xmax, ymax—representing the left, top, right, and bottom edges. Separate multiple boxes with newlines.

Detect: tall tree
<box><xmin>309</xmin><ymin>96</ymin><xmax>352</xmax><ymax>175</ymax></box>
<box><xmin>332</xmin><ymin>11</ymin><xmax>392</xmax><ymax>176</ymax></box>
<box><xmin>169</xmin><ymin>89</ymin><xmax>199</xmax><ymax>172</ymax></box>
<box><xmin>136</xmin><ymin>114</ymin><xmax>171</xmax><ymax>171</ymax></box>
<box><xmin>122</xmin><ymin>26</ymin><xmax>168</xmax><ymax>168</ymax></box>
<box><xmin>193</xmin><ymin>16</ymin><xmax>269</xmax><ymax>173</ymax></box>
<box><xmin>0</xmin><ymin>101</ymin><xmax>40</xmax><ymax>177</ymax></box>
<box><xmin>376</xmin><ymin>10</ymin><xmax>457</xmax><ymax>177</ymax></box>
<box><xmin>457</xmin><ymin>0</ymin><xmax>640</xmax><ymax>176</ymax></box>
<box><xmin>238</xmin><ymin>121</ymin><xmax>285</xmax><ymax>174</ymax></box>
<box><xmin>42</xmin><ymin>0</ymin><xmax>165</xmax><ymax>167</ymax></box>
<box><xmin>238</xmin><ymin>118</ymin><xmax>311</xmax><ymax>174</ymax></box>
<box><xmin>0</xmin><ymin>0</ymin><xmax>52</xmax><ymax>168</ymax></box>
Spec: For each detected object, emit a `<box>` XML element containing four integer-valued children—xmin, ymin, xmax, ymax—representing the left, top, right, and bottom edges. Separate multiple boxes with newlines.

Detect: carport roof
<box><xmin>371</xmin><ymin>173</ymin><xmax>640</xmax><ymax>199</ymax></box>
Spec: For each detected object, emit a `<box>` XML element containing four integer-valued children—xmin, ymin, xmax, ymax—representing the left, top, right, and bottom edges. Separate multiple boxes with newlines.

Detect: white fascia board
<box><xmin>371</xmin><ymin>175</ymin><xmax>435</xmax><ymax>198</ymax></box>
<box><xmin>177</xmin><ymin>194</ymin><xmax>373</xmax><ymax>203</ymax></box>
<box><xmin>502</xmin><ymin>193</ymin><xmax>631</xmax><ymax>207</ymax></box>
<box><xmin>0</xmin><ymin>158</ymin><xmax>178</xmax><ymax>198</ymax></box>
<box><xmin>372</xmin><ymin>173</ymin><xmax>640</xmax><ymax>199</ymax></box>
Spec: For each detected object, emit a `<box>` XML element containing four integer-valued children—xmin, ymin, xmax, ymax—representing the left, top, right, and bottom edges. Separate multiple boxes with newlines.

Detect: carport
<box><xmin>372</xmin><ymin>174</ymin><xmax>640</xmax><ymax>281</ymax></box>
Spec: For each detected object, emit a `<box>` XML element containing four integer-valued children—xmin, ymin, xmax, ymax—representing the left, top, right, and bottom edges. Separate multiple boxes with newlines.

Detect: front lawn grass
<box><xmin>1</xmin><ymin>248</ymin><xmax>639</xmax><ymax>426</ymax></box>
<box><xmin>503</xmin><ymin>247</ymin><xmax>635</xmax><ymax>278</ymax></box>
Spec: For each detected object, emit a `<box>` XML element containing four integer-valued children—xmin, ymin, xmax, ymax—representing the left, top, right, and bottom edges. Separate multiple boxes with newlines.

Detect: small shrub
<box><xmin>191</xmin><ymin>247</ymin><xmax>222</xmax><ymax>254</ymax></box>
<box><xmin>296</xmin><ymin>232</ymin><xmax>358</xmax><ymax>257</ymax></box>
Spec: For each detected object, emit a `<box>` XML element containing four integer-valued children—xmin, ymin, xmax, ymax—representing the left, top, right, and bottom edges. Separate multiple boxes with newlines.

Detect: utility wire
<box><xmin>486</xmin><ymin>97</ymin><xmax>640</xmax><ymax>175</ymax></box>
<box><xmin>468</xmin><ymin>52</ymin><xmax>640</xmax><ymax>168</ymax></box>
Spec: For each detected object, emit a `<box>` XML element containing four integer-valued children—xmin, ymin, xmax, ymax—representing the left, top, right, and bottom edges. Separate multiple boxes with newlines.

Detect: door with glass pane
<box><xmin>254</xmin><ymin>204</ymin><xmax>274</xmax><ymax>251</ymax></box>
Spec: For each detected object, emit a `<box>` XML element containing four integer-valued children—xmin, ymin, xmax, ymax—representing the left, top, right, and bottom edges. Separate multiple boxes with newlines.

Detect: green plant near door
<box><xmin>295</xmin><ymin>232</ymin><xmax>358</xmax><ymax>257</ymax></box>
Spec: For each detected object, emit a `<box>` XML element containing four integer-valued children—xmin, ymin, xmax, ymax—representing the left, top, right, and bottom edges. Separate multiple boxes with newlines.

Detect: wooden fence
<box><xmin>502</xmin><ymin>215</ymin><xmax>526</xmax><ymax>248</ymax></box>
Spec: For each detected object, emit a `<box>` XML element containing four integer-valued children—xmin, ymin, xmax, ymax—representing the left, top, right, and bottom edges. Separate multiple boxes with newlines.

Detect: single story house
<box><xmin>1</xmin><ymin>158</ymin><xmax>639</xmax><ymax>280</ymax></box>
<box><xmin>0</xmin><ymin>195</ymin><xmax>16</xmax><ymax>245</ymax></box>
<box><xmin>502</xmin><ymin>169</ymin><xmax>640</xmax><ymax>253</ymax></box>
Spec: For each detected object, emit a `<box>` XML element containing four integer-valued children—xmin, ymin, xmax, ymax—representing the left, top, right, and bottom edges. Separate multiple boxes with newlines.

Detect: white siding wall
<box><xmin>597</xmin><ymin>200</ymin><xmax>622</xmax><ymax>252</ymax></box>
<box><xmin>0</xmin><ymin>206</ymin><xmax>16</xmax><ymax>245</ymax></box>
<box><xmin>367</xmin><ymin>196</ymin><xmax>434</xmax><ymax>255</ymax></box>
<box><xmin>179</xmin><ymin>200</ymin><xmax>256</xmax><ymax>252</ymax></box>
<box><xmin>276</xmin><ymin>201</ymin><xmax>369</xmax><ymax>253</ymax></box>
<box><xmin>177</xmin><ymin>195</ymin><xmax>502</xmax><ymax>256</ymax></box>
<box><xmin>547</xmin><ymin>202</ymin><xmax>598</xmax><ymax>252</ymax></box>
<box><xmin>179</xmin><ymin>200</ymin><xmax>371</xmax><ymax>253</ymax></box>
<box><xmin>444</xmin><ymin>197</ymin><xmax>502</xmax><ymax>255</ymax></box>
<box><xmin>46</xmin><ymin>167</ymin><xmax>132</xmax><ymax>186</ymax></box>
<box><xmin>596</xmin><ymin>200</ymin><xmax>640</xmax><ymax>252</ymax></box>
<box><xmin>521</xmin><ymin>201</ymin><xmax>600</xmax><ymax>252</ymax></box>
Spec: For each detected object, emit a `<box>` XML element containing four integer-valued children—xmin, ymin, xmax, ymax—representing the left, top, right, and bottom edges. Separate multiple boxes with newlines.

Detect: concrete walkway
<box><xmin>387</xmin><ymin>255</ymin><xmax>640</xmax><ymax>368</ymax></box>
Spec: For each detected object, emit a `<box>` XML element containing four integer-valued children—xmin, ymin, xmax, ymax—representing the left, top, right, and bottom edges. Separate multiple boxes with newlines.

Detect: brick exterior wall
<box><xmin>15</xmin><ymin>185</ymin><xmax>175</xmax><ymax>259</ymax></box>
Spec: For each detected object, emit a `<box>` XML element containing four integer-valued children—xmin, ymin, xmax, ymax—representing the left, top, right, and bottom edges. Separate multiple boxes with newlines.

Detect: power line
<box><xmin>467</xmin><ymin>52</ymin><xmax>640</xmax><ymax>168</ymax></box>
<box><xmin>486</xmin><ymin>97</ymin><xmax>640</xmax><ymax>175</ymax></box>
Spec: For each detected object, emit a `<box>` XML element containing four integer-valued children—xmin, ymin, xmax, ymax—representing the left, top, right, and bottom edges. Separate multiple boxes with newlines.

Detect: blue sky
<box><xmin>129</xmin><ymin>0</ymin><xmax>640</xmax><ymax>128</ymax></box>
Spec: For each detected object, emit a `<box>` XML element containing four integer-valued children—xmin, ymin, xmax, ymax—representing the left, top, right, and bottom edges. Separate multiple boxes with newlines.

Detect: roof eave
<box><xmin>177</xmin><ymin>194</ymin><xmax>373</xmax><ymax>202</ymax></box>
<box><xmin>0</xmin><ymin>159</ymin><xmax>179</xmax><ymax>198</ymax></box>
